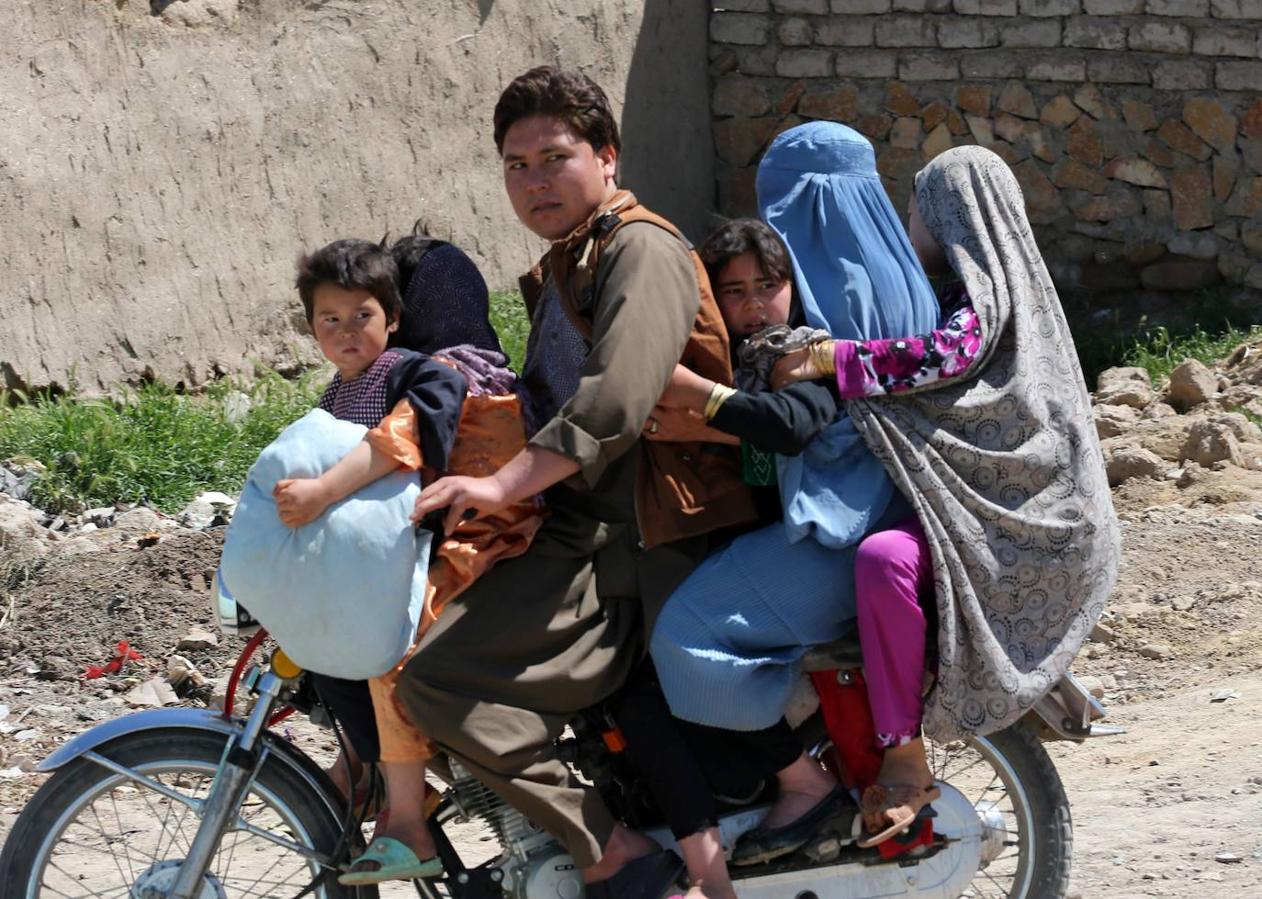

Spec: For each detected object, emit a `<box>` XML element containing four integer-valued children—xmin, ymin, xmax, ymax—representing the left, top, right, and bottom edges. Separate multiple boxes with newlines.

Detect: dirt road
<box><xmin>1053</xmin><ymin>673</ymin><xmax>1262</xmax><ymax>898</ymax></box>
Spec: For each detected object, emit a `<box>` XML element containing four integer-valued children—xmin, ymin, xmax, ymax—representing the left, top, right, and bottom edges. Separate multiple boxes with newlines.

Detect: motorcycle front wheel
<box><xmin>0</xmin><ymin>728</ymin><xmax>376</xmax><ymax>899</ymax></box>
<box><xmin>929</xmin><ymin>723</ymin><xmax>1072</xmax><ymax>899</ymax></box>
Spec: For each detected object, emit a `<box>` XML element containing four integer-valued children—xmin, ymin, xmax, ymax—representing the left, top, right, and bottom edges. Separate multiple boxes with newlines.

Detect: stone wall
<box><xmin>1</xmin><ymin>0</ymin><xmax>711</xmax><ymax>393</ymax></box>
<box><xmin>709</xmin><ymin>1</ymin><xmax>1262</xmax><ymax>321</ymax></box>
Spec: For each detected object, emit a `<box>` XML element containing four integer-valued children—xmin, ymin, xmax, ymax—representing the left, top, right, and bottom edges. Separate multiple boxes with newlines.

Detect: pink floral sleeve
<box><xmin>833</xmin><ymin>296</ymin><xmax>982</xmax><ymax>400</ymax></box>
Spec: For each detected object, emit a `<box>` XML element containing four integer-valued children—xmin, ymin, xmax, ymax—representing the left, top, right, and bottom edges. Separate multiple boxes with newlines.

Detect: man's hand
<box><xmin>771</xmin><ymin>344</ymin><xmax>832</xmax><ymax>391</ymax></box>
<box><xmin>412</xmin><ymin>475</ymin><xmax>509</xmax><ymax>534</ymax></box>
<box><xmin>273</xmin><ymin>478</ymin><xmax>333</xmax><ymax>528</ymax></box>
<box><xmin>643</xmin><ymin>405</ymin><xmax>740</xmax><ymax>445</ymax></box>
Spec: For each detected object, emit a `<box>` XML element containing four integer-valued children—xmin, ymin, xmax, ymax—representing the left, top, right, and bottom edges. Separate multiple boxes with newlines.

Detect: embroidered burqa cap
<box><xmin>756</xmin><ymin>121</ymin><xmax>938</xmax><ymax>548</ymax></box>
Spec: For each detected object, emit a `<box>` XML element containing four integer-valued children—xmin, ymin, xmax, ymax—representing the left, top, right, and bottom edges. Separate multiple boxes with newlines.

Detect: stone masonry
<box><xmin>709</xmin><ymin>2</ymin><xmax>1262</xmax><ymax>310</ymax></box>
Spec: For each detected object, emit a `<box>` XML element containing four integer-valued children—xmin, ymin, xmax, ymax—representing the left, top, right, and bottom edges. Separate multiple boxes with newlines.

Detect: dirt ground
<box><xmin>2</xmin><ymin>497</ymin><xmax>1261</xmax><ymax>897</ymax></box>
<box><xmin>5</xmin><ymin>354</ymin><xmax>1262</xmax><ymax>896</ymax></box>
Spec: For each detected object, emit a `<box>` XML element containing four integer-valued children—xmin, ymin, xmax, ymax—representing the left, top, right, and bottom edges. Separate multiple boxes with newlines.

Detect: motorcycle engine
<box><xmin>447</xmin><ymin>760</ymin><xmax>585</xmax><ymax>899</ymax></box>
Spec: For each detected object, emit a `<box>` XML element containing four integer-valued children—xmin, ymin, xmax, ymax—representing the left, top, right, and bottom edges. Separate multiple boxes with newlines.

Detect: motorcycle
<box><xmin>0</xmin><ymin>622</ymin><xmax>1117</xmax><ymax>899</ymax></box>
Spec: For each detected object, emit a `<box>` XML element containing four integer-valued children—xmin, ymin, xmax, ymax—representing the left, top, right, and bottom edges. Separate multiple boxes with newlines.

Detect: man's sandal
<box><xmin>856</xmin><ymin>783</ymin><xmax>940</xmax><ymax>849</ymax></box>
<box><xmin>337</xmin><ymin>837</ymin><xmax>443</xmax><ymax>885</ymax></box>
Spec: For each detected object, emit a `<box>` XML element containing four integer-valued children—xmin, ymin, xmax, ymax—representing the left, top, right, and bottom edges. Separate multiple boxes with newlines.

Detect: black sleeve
<box><xmin>708</xmin><ymin>381</ymin><xmax>838</xmax><ymax>456</ymax></box>
<box><xmin>385</xmin><ymin>350</ymin><xmax>468</xmax><ymax>472</ymax></box>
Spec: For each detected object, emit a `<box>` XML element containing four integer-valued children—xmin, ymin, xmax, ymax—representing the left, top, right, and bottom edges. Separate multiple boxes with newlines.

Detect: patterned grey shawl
<box><xmin>848</xmin><ymin>146</ymin><xmax>1120</xmax><ymax>741</ymax></box>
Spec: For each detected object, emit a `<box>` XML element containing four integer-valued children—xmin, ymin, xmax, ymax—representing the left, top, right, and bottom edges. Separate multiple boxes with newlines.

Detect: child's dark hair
<box><xmin>493</xmin><ymin>66</ymin><xmax>621</xmax><ymax>156</ymax></box>
<box><xmin>699</xmin><ymin>219</ymin><xmax>793</xmax><ymax>289</ymax></box>
<box><xmin>294</xmin><ymin>239</ymin><xmax>402</xmax><ymax>325</ymax></box>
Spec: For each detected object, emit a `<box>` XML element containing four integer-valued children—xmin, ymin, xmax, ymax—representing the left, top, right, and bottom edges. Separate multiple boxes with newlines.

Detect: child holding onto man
<box><xmin>275</xmin><ymin>237</ymin><xmax>542</xmax><ymax>885</ymax></box>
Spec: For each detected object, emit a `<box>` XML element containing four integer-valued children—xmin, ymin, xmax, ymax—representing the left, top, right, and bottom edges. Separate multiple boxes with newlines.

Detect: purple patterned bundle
<box><xmin>435</xmin><ymin>345</ymin><xmax>516</xmax><ymax>397</ymax></box>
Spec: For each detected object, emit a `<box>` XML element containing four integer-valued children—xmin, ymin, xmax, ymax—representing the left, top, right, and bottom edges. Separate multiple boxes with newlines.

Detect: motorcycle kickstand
<box><xmin>162</xmin><ymin>671</ymin><xmax>284</xmax><ymax>899</ymax></box>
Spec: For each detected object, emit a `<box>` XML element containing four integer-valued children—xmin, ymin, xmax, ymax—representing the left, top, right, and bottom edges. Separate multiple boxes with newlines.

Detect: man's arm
<box><xmin>414</xmin><ymin>223</ymin><xmax>699</xmax><ymax>533</ymax></box>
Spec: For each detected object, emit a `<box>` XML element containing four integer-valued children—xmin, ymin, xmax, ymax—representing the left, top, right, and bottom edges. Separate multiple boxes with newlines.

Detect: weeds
<box><xmin>0</xmin><ymin>373</ymin><xmax>323</xmax><ymax>515</ymax></box>
<box><xmin>489</xmin><ymin>290</ymin><xmax>529</xmax><ymax>372</ymax></box>
<box><xmin>0</xmin><ymin>294</ymin><xmax>531</xmax><ymax>517</ymax></box>
<box><xmin>1122</xmin><ymin>323</ymin><xmax>1262</xmax><ymax>385</ymax></box>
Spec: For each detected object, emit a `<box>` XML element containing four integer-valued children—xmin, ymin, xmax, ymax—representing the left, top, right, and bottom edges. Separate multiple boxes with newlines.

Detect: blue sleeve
<box><xmin>385</xmin><ymin>350</ymin><xmax>468</xmax><ymax>472</ymax></box>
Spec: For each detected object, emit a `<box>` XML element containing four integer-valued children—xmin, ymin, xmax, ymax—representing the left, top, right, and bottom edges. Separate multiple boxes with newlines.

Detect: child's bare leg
<box><xmin>372</xmin><ymin>760</ymin><xmax>437</xmax><ymax>861</ymax></box>
<box><xmin>325</xmin><ymin>743</ymin><xmax>363</xmax><ymax>801</ymax></box>
<box><xmin>678</xmin><ymin>827</ymin><xmax>738</xmax><ymax>899</ymax></box>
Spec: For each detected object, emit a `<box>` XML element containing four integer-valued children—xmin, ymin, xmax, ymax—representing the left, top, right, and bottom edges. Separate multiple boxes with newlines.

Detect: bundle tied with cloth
<box><xmin>218</xmin><ymin>409</ymin><xmax>432</xmax><ymax>680</ymax></box>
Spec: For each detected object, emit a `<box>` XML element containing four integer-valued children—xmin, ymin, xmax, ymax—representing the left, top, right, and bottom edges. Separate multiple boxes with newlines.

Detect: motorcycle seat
<box><xmin>801</xmin><ymin>627</ymin><xmax>863</xmax><ymax>673</ymax></box>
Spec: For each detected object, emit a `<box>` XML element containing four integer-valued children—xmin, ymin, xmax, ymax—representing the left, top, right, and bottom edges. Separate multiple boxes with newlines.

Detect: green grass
<box><xmin>0</xmin><ymin>294</ymin><xmax>531</xmax><ymax>517</ymax></box>
<box><xmin>0</xmin><ymin>373</ymin><xmax>324</xmax><ymax>515</ymax></box>
<box><xmin>489</xmin><ymin>290</ymin><xmax>529</xmax><ymax>372</ymax></box>
<box><xmin>1121</xmin><ymin>323</ymin><xmax>1262</xmax><ymax>385</ymax></box>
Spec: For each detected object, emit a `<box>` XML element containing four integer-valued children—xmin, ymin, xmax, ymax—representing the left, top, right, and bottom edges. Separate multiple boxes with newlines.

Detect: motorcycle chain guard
<box><xmin>731</xmin><ymin>784</ymin><xmax>983</xmax><ymax>899</ymax></box>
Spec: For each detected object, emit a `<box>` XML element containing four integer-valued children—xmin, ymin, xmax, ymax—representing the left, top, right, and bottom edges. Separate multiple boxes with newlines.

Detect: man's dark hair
<box><xmin>294</xmin><ymin>239</ymin><xmax>402</xmax><ymax>325</ymax></box>
<box><xmin>493</xmin><ymin>66</ymin><xmax>621</xmax><ymax>156</ymax></box>
<box><xmin>698</xmin><ymin>218</ymin><xmax>793</xmax><ymax>289</ymax></box>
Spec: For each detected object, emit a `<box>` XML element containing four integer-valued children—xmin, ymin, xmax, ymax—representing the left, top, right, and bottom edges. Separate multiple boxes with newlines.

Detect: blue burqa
<box><xmin>757</xmin><ymin>122</ymin><xmax>939</xmax><ymax>548</ymax></box>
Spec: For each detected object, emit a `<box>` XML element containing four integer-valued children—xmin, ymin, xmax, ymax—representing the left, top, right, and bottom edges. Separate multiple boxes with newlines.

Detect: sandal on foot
<box><xmin>337</xmin><ymin>837</ymin><xmax>443</xmax><ymax>885</ymax></box>
<box><xmin>731</xmin><ymin>788</ymin><xmax>848</xmax><ymax>867</ymax></box>
<box><xmin>856</xmin><ymin>783</ymin><xmax>940</xmax><ymax>849</ymax></box>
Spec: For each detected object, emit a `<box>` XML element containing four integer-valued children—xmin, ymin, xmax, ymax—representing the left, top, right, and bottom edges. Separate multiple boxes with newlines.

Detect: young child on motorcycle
<box><xmin>274</xmin><ymin>236</ymin><xmax>543</xmax><ymax>885</ymax></box>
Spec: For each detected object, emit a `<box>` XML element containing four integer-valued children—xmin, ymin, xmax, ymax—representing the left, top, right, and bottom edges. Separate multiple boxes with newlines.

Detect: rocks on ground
<box><xmin>1096</xmin><ymin>336</ymin><xmax>1262</xmax><ymax>513</ymax></box>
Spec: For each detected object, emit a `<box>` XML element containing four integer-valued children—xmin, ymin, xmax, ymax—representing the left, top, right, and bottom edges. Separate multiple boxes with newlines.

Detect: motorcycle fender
<box><xmin>35</xmin><ymin>707</ymin><xmax>347</xmax><ymax>823</ymax></box>
<box><xmin>37</xmin><ymin>708</ymin><xmax>243</xmax><ymax>772</ymax></box>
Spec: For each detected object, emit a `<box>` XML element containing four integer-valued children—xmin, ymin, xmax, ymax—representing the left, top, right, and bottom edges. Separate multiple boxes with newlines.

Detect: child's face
<box><xmin>310</xmin><ymin>284</ymin><xmax>398</xmax><ymax>380</ymax></box>
<box><xmin>502</xmin><ymin>114</ymin><xmax>619</xmax><ymax>241</ymax></box>
<box><xmin>714</xmin><ymin>252</ymin><xmax>793</xmax><ymax>338</ymax></box>
<box><xmin>908</xmin><ymin>194</ymin><xmax>948</xmax><ymax>276</ymax></box>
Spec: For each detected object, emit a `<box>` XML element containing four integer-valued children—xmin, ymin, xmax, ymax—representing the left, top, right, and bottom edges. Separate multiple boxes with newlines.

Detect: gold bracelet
<box><xmin>703</xmin><ymin>383</ymin><xmax>737</xmax><ymax>422</ymax></box>
<box><xmin>809</xmin><ymin>340</ymin><xmax>836</xmax><ymax>376</ymax></box>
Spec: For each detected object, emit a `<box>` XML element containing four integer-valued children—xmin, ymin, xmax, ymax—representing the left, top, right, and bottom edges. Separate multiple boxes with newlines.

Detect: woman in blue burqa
<box><xmin>650</xmin><ymin>121</ymin><xmax>939</xmax><ymax>860</ymax></box>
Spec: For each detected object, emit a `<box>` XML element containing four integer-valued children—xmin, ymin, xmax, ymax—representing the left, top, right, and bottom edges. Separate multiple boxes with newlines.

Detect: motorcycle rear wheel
<box><xmin>928</xmin><ymin>723</ymin><xmax>1072</xmax><ymax>899</ymax></box>
<box><xmin>0</xmin><ymin>728</ymin><xmax>376</xmax><ymax>899</ymax></box>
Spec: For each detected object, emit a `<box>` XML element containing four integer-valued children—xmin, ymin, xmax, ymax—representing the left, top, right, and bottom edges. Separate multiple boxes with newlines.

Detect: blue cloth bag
<box><xmin>757</xmin><ymin>122</ymin><xmax>940</xmax><ymax>548</ymax></box>
<box><xmin>218</xmin><ymin>409</ymin><xmax>430</xmax><ymax>679</ymax></box>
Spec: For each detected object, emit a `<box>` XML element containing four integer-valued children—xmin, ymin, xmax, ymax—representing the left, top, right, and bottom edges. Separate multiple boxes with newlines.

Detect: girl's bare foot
<box><xmin>875</xmin><ymin>737</ymin><xmax>934</xmax><ymax>792</ymax></box>
<box><xmin>367</xmin><ymin>760</ymin><xmax>435</xmax><ymax>861</ymax></box>
<box><xmin>861</xmin><ymin>737</ymin><xmax>937</xmax><ymax>842</ymax></box>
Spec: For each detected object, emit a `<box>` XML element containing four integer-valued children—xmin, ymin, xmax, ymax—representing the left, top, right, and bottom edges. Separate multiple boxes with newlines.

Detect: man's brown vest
<box><xmin>523</xmin><ymin>190</ymin><xmax>757</xmax><ymax>548</ymax></box>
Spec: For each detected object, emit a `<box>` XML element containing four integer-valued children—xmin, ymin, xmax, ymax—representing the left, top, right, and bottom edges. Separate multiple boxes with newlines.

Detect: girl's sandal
<box><xmin>856</xmin><ymin>783</ymin><xmax>940</xmax><ymax>849</ymax></box>
<box><xmin>337</xmin><ymin>837</ymin><xmax>443</xmax><ymax>886</ymax></box>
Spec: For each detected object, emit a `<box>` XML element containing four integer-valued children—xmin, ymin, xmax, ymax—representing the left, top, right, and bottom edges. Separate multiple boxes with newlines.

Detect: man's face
<box><xmin>502</xmin><ymin>114</ymin><xmax>618</xmax><ymax>241</ymax></box>
<box><xmin>310</xmin><ymin>284</ymin><xmax>397</xmax><ymax>380</ymax></box>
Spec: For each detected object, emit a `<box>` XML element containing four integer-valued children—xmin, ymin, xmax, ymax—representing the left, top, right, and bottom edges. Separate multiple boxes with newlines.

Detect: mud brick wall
<box><xmin>709</xmin><ymin>1</ymin><xmax>1262</xmax><ymax>308</ymax></box>
<box><xmin>2</xmin><ymin>1</ymin><xmax>712</xmax><ymax>394</ymax></box>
